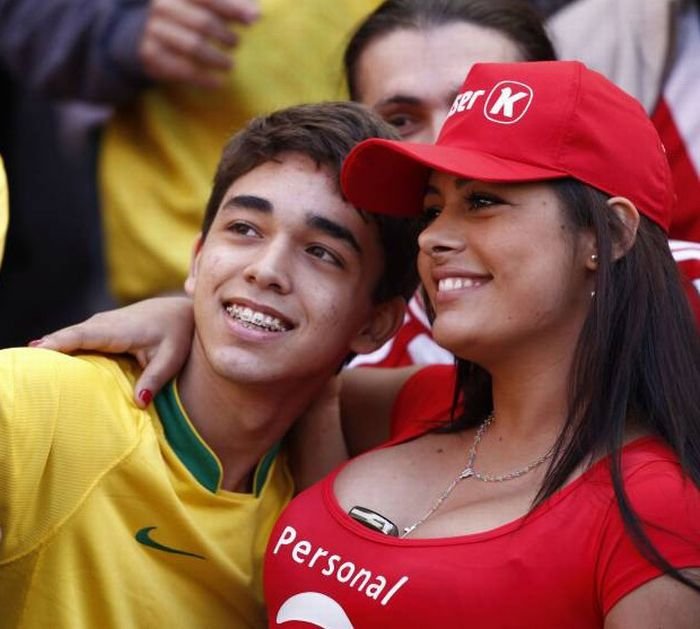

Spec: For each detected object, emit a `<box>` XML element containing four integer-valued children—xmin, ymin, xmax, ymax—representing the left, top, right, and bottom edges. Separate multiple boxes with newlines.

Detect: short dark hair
<box><xmin>201</xmin><ymin>101</ymin><xmax>420</xmax><ymax>303</ymax></box>
<box><xmin>448</xmin><ymin>178</ymin><xmax>700</xmax><ymax>592</ymax></box>
<box><xmin>344</xmin><ymin>0</ymin><xmax>556</xmax><ymax>100</ymax></box>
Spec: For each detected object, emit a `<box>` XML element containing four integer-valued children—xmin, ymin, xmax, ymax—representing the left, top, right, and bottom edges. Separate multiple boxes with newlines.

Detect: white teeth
<box><xmin>225</xmin><ymin>304</ymin><xmax>290</xmax><ymax>332</ymax></box>
<box><xmin>438</xmin><ymin>277</ymin><xmax>483</xmax><ymax>292</ymax></box>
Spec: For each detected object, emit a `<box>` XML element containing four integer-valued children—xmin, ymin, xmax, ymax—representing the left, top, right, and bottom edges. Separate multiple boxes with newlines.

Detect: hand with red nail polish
<box><xmin>138</xmin><ymin>389</ymin><xmax>153</xmax><ymax>407</ymax></box>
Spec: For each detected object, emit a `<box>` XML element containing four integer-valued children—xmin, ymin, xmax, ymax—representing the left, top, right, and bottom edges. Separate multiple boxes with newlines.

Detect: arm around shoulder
<box><xmin>0</xmin><ymin>0</ymin><xmax>150</xmax><ymax>103</ymax></box>
<box><xmin>339</xmin><ymin>365</ymin><xmax>421</xmax><ymax>456</ymax></box>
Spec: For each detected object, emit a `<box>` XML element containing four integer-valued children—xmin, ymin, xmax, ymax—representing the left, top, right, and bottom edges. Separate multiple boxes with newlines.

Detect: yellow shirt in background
<box><xmin>101</xmin><ymin>0</ymin><xmax>379</xmax><ymax>303</ymax></box>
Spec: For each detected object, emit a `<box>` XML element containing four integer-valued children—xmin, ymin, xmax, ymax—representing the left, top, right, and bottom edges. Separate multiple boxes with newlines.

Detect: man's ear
<box><xmin>183</xmin><ymin>234</ymin><xmax>204</xmax><ymax>296</ymax></box>
<box><xmin>349</xmin><ymin>297</ymin><xmax>406</xmax><ymax>356</ymax></box>
<box><xmin>607</xmin><ymin>196</ymin><xmax>640</xmax><ymax>261</ymax></box>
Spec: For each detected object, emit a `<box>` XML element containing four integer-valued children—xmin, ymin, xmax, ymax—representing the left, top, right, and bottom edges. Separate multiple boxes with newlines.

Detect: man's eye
<box><xmin>229</xmin><ymin>221</ymin><xmax>259</xmax><ymax>237</ymax></box>
<box><xmin>383</xmin><ymin>113</ymin><xmax>421</xmax><ymax>138</ymax></box>
<box><xmin>385</xmin><ymin>113</ymin><xmax>413</xmax><ymax>128</ymax></box>
<box><xmin>307</xmin><ymin>245</ymin><xmax>342</xmax><ymax>267</ymax></box>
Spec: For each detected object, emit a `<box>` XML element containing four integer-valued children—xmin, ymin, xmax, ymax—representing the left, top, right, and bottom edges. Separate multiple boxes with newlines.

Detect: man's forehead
<box><xmin>256</xmin><ymin>151</ymin><xmax>334</xmax><ymax>176</ymax></box>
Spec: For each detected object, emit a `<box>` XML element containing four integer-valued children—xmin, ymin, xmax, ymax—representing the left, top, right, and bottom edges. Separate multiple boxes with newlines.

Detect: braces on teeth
<box><xmin>226</xmin><ymin>305</ymin><xmax>289</xmax><ymax>332</ymax></box>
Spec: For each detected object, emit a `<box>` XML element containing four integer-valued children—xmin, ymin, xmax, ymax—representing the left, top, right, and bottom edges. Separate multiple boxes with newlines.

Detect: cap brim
<box><xmin>341</xmin><ymin>138</ymin><xmax>568</xmax><ymax>217</ymax></box>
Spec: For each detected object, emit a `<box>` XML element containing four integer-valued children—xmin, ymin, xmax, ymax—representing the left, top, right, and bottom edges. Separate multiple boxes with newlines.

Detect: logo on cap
<box><xmin>484</xmin><ymin>81</ymin><xmax>533</xmax><ymax>124</ymax></box>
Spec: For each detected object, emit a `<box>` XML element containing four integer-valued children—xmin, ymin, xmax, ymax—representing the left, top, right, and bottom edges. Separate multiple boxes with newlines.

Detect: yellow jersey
<box><xmin>0</xmin><ymin>348</ymin><xmax>293</xmax><ymax>628</ymax></box>
<box><xmin>101</xmin><ymin>0</ymin><xmax>379</xmax><ymax>303</ymax></box>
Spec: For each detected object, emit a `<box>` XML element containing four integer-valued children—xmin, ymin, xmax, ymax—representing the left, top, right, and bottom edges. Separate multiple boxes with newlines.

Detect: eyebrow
<box><xmin>307</xmin><ymin>214</ymin><xmax>362</xmax><ymax>254</ymax></box>
<box><xmin>374</xmin><ymin>94</ymin><xmax>423</xmax><ymax>108</ymax></box>
<box><xmin>221</xmin><ymin>195</ymin><xmax>362</xmax><ymax>254</ymax></box>
<box><xmin>375</xmin><ymin>83</ymin><xmax>462</xmax><ymax>109</ymax></box>
<box><xmin>223</xmin><ymin>195</ymin><xmax>273</xmax><ymax>213</ymax></box>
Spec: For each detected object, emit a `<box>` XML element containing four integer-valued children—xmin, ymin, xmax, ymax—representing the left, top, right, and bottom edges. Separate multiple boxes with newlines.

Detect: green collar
<box><xmin>154</xmin><ymin>381</ymin><xmax>280</xmax><ymax>496</ymax></box>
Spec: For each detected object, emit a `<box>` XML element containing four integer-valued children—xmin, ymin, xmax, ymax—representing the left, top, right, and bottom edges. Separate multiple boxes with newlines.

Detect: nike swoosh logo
<box><xmin>135</xmin><ymin>526</ymin><xmax>206</xmax><ymax>560</ymax></box>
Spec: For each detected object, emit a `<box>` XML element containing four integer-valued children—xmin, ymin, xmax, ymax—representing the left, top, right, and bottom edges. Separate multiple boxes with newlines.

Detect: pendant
<box><xmin>459</xmin><ymin>468</ymin><xmax>474</xmax><ymax>479</ymax></box>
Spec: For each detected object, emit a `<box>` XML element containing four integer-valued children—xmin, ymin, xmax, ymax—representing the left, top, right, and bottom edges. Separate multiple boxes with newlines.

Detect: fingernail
<box><xmin>138</xmin><ymin>389</ymin><xmax>153</xmax><ymax>405</ymax></box>
<box><xmin>28</xmin><ymin>338</ymin><xmax>45</xmax><ymax>347</ymax></box>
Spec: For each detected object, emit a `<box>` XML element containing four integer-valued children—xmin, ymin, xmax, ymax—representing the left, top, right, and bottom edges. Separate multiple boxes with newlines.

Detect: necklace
<box><xmin>401</xmin><ymin>413</ymin><xmax>554</xmax><ymax>538</ymax></box>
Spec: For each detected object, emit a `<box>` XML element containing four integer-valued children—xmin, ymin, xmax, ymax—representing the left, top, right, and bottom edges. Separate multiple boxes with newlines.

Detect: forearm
<box><xmin>0</xmin><ymin>0</ymin><xmax>151</xmax><ymax>104</ymax></box>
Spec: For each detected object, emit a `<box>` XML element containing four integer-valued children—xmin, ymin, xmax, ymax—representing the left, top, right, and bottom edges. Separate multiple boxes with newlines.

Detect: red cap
<box><xmin>341</xmin><ymin>61</ymin><xmax>673</xmax><ymax>231</ymax></box>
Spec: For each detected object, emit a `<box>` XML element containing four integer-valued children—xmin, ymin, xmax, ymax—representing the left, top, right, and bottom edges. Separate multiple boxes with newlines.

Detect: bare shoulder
<box><xmin>605</xmin><ymin>572</ymin><xmax>700</xmax><ymax>629</ymax></box>
<box><xmin>340</xmin><ymin>365</ymin><xmax>422</xmax><ymax>455</ymax></box>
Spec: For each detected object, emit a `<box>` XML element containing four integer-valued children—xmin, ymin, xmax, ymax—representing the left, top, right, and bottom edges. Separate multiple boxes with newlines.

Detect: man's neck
<box><xmin>175</xmin><ymin>347</ymin><xmax>327</xmax><ymax>493</ymax></box>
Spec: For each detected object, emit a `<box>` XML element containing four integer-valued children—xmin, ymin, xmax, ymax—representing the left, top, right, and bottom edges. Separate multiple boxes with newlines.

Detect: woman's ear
<box><xmin>184</xmin><ymin>234</ymin><xmax>204</xmax><ymax>296</ymax></box>
<box><xmin>349</xmin><ymin>297</ymin><xmax>406</xmax><ymax>356</ymax></box>
<box><xmin>607</xmin><ymin>196</ymin><xmax>640</xmax><ymax>261</ymax></box>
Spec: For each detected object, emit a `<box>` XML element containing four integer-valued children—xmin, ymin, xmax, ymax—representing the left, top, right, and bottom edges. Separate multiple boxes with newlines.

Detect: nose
<box><xmin>428</xmin><ymin>108</ymin><xmax>449</xmax><ymax>144</ymax></box>
<box><xmin>418</xmin><ymin>212</ymin><xmax>465</xmax><ymax>258</ymax></box>
<box><xmin>243</xmin><ymin>239</ymin><xmax>292</xmax><ymax>294</ymax></box>
<box><xmin>411</xmin><ymin>112</ymin><xmax>444</xmax><ymax>144</ymax></box>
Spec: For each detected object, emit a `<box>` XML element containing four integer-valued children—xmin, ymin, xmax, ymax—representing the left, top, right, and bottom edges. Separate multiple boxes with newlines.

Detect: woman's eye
<box><xmin>466</xmin><ymin>193</ymin><xmax>501</xmax><ymax>211</ymax></box>
<box><xmin>420</xmin><ymin>205</ymin><xmax>441</xmax><ymax>226</ymax></box>
<box><xmin>307</xmin><ymin>245</ymin><xmax>342</xmax><ymax>267</ymax></box>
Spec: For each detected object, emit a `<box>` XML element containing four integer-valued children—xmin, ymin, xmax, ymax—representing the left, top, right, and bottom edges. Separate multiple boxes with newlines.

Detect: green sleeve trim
<box><xmin>253</xmin><ymin>441</ymin><xmax>281</xmax><ymax>497</ymax></box>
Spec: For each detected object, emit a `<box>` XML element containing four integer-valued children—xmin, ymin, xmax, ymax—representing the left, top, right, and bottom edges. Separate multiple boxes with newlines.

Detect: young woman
<box><xmin>343</xmin><ymin>0</ymin><xmax>556</xmax><ymax>371</ymax></box>
<box><xmin>264</xmin><ymin>60</ymin><xmax>700</xmax><ymax>627</ymax></box>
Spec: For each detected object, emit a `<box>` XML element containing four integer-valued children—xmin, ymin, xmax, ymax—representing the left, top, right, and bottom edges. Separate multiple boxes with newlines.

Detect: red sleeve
<box><xmin>668</xmin><ymin>240</ymin><xmax>700</xmax><ymax>328</ymax></box>
<box><xmin>389</xmin><ymin>364</ymin><xmax>458</xmax><ymax>441</ymax></box>
<box><xmin>596</xmin><ymin>459</ymin><xmax>700</xmax><ymax>614</ymax></box>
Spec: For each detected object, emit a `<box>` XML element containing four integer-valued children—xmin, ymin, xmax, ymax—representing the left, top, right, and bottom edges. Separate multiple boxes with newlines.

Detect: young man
<box><xmin>0</xmin><ymin>102</ymin><xmax>419</xmax><ymax>627</ymax></box>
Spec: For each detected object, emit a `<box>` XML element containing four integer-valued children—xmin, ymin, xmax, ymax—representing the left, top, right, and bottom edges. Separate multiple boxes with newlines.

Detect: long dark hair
<box><xmin>448</xmin><ymin>179</ymin><xmax>700</xmax><ymax>590</ymax></box>
<box><xmin>343</xmin><ymin>0</ymin><xmax>556</xmax><ymax>100</ymax></box>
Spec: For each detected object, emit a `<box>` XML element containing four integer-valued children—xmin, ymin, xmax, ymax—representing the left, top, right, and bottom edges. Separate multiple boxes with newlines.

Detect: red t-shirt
<box><xmin>264</xmin><ymin>436</ymin><xmax>700</xmax><ymax>628</ymax></box>
<box><xmin>348</xmin><ymin>294</ymin><xmax>453</xmax><ymax>368</ymax></box>
<box><xmin>651</xmin><ymin>4</ymin><xmax>700</xmax><ymax>243</ymax></box>
<box><xmin>267</xmin><ymin>366</ymin><xmax>700</xmax><ymax>628</ymax></box>
<box><xmin>670</xmin><ymin>239</ymin><xmax>700</xmax><ymax>323</ymax></box>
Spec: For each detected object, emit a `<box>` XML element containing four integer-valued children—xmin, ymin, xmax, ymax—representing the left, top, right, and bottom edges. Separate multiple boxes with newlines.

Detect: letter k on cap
<box><xmin>485</xmin><ymin>81</ymin><xmax>534</xmax><ymax>124</ymax></box>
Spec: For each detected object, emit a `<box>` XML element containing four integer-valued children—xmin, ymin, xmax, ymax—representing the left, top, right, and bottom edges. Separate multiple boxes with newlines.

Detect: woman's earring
<box><xmin>590</xmin><ymin>254</ymin><xmax>598</xmax><ymax>298</ymax></box>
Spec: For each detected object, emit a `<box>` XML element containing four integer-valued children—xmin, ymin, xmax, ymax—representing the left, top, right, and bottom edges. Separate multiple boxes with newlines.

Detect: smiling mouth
<box><xmin>438</xmin><ymin>277</ymin><xmax>488</xmax><ymax>292</ymax></box>
<box><xmin>225</xmin><ymin>304</ymin><xmax>292</xmax><ymax>332</ymax></box>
